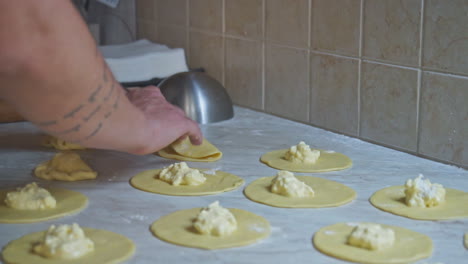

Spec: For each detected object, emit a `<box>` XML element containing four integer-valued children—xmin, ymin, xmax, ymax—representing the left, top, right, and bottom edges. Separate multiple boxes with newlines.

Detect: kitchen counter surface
<box><xmin>0</xmin><ymin>107</ymin><xmax>467</xmax><ymax>264</ymax></box>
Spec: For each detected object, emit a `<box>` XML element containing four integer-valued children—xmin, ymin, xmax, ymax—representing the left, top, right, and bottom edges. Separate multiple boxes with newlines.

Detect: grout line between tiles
<box><xmin>416</xmin><ymin>0</ymin><xmax>425</xmax><ymax>153</ymax></box>
<box><xmin>307</xmin><ymin>0</ymin><xmax>312</xmax><ymax>122</ymax></box>
<box><xmin>222</xmin><ymin>0</ymin><xmax>226</xmax><ymax>86</ymax></box>
<box><xmin>261</xmin><ymin>0</ymin><xmax>266</xmax><ymax>110</ymax></box>
<box><xmin>185</xmin><ymin>0</ymin><xmax>190</xmax><ymax>64</ymax></box>
<box><xmin>357</xmin><ymin>0</ymin><xmax>364</xmax><ymax>137</ymax></box>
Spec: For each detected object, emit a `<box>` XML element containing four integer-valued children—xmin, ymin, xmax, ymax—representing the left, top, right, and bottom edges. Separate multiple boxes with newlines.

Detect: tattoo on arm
<box><xmin>83</xmin><ymin>105</ymin><xmax>102</xmax><ymax>122</ymax></box>
<box><xmin>84</xmin><ymin>122</ymin><xmax>102</xmax><ymax>140</ymax></box>
<box><xmin>103</xmin><ymin>82</ymin><xmax>115</xmax><ymax>101</ymax></box>
<box><xmin>63</xmin><ymin>104</ymin><xmax>84</xmax><ymax>119</ymax></box>
<box><xmin>56</xmin><ymin>124</ymin><xmax>81</xmax><ymax>135</ymax></box>
<box><xmin>88</xmin><ymin>84</ymin><xmax>103</xmax><ymax>103</ymax></box>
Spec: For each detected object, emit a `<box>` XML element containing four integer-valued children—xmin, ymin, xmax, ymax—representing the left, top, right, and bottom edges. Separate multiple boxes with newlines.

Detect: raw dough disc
<box><xmin>313</xmin><ymin>223</ymin><xmax>432</xmax><ymax>264</ymax></box>
<box><xmin>370</xmin><ymin>186</ymin><xmax>468</xmax><ymax>220</ymax></box>
<box><xmin>158</xmin><ymin>138</ymin><xmax>222</xmax><ymax>162</ymax></box>
<box><xmin>465</xmin><ymin>233</ymin><xmax>468</xmax><ymax>249</ymax></box>
<box><xmin>42</xmin><ymin>135</ymin><xmax>85</xmax><ymax>150</ymax></box>
<box><xmin>2</xmin><ymin>228</ymin><xmax>135</xmax><ymax>264</ymax></box>
<box><xmin>244</xmin><ymin>176</ymin><xmax>356</xmax><ymax>208</ymax></box>
<box><xmin>260</xmin><ymin>149</ymin><xmax>352</xmax><ymax>173</ymax></box>
<box><xmin>34</xmin><ymin>152</ymin><xmax>97</xmax><ymax>181</ymax></box>
<box><xmin>0</xmin><ymin>187</ymin><xmax>88</xmax><ymax>223</ymax></box>
<box><xmin>130</xmin><ymin>169</ymin><xmax>244</xmax><ymax>196</ymax></box>
<box><xmin>151</xmin><ymin>207</ymin><xmax>270</xmax><ymax>249</ymax></box>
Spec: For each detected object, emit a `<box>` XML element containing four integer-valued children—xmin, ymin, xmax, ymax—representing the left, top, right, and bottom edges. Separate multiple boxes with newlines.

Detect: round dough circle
<box><xmin>158</xmin><ymin>147</ymin><xmax>221</xmax><ymax>162</ymax></box>
<box><xmin>313</xmin><ymin>223</ymin><xmax>433</xmax><ymax>264</ymax></box>
<box><xmin>370</xmin><ymin>186</ymin><xmax>468</xmax><ymax>220</ymax></box>
<box><xmin>151</xmin><ymin>207</ymin><xmax>270</xmax><ymax>249</ymax></box>
<box><xmin>2</xmin><ymin>228</ymin><xmax>135</xmax><ymax>264</ymax></box>
<box><xmin>0</xmin><ymin>188</ymin><xmax>88</xmax><ymax>223</ymax></box>
<box><xmin>260</xmin><ymin>149</ymin><xmax>352</xmax><ymax>172</ymax></box>
<box><xmin>244</xmin><ymin>176</ymin><xmax>356</xmax><ymax>208</ymax></box>
<box><xmin>130</xmin><ymin>169</ymin><xmax>244</xmax><ymax>196</ymax></box>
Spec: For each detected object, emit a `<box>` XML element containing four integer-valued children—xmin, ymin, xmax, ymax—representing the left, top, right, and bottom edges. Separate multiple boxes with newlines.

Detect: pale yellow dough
<box><xmin>313</xmin><ymin>223</ymin><xmax>432</xmax><ymax>264</ymax></box>
<box><xmin>0</xmin><ymin>187</ymin><xmax>87</xmax><ymax>223</ymax></box>
<box><xmin>158</xmin><ymin>138</ymin><xmax>222</xmax><ymax>162</ymax></box>
<box><xmin>35</xmin><ymin>152</ymin><xmax>97</xmax><ymax>181</ymax></box>
<box><xmin>130</xmin><ymin>169</ymin><xmax>244</xmax><ymax>196</ymax></box>
<box><xmin>2</xmin><ymin>228</ymin><xmax>135</xmax><ymax>264</ymax></box>
<box><xmin>465</xmin><ymin>233</ymin><xmax>468</xmax><ymax>249</ymax></box>
<box><xmin>151</xmin><ymin>207</ymin><xmax>270</xmax><ymax>249</ymax></box>
<box><xmin>42</xmin><ymin>135</ymin><xmax>85</xmax><ymax>150</ymax></box>
<box><xmin>260</xmin><ymin>149</ymin><xmax>352</xmax><ymax>172</ymax></box>
<box><xmin>244</xmin><ymin>176</ymin><xmax>356</xmax><ymax>208</ymax></box>
<box><xmin>370</xmin><ymin>186</ymin><xmax>468</xmax><ymax>220</ymax></box>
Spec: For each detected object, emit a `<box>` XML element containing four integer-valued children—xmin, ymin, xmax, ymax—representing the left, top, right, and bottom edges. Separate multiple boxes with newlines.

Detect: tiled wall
<box><xmin>135</xmin><ymin>0</ymin><xmax>468</xmax><ymax>168</ymax></box>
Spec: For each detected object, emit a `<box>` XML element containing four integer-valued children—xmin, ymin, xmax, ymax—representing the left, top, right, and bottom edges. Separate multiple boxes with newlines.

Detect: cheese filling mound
<box><xmin>270</xmin><ymin>171</ymin><xmax>315</xmax><ymax>198</ymax></box>
<box><xmin>404</xmin><ymin>174</ymin><xmax>446</xmax><ymax>208</ymax></box>
<box><xmin>4</xmin><ymin>182</ymin><xmax>56</xmax><ymax>210</ymax></box>
<box><xmin>158</xmin><ymin>162</ymin><xmax>206</xmax><ymax>186</ymax></box>
<box><xmin>284</xmin><ymin>141</ymin><xmax>320</xmax><ymax>164</ymax></box>
<box><xmin>33</xmin><ymin>223</ymin><xmax>94</xmax><ymax>259</ymax></box>
<box><xmin>193</xmin><ymin>201</ymin><xmax>237</xmax><ymax>236</ymax></box>
<box><xmin>347</xmin><ymin>223</ymin><xmax>395</xmax><ymax>250</ymax></box>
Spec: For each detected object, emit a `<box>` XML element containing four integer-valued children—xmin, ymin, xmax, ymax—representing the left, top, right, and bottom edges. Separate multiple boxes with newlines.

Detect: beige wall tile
<box><xmin>361</xmin><ymin>62</ymin><xmax>418</xmax><ymax>151</ymax></box>
<box><xmin>419</xmin><ymin>72</ymin><xmax>468</xmax><ymax>166</ymax></box>
<box><xmin>423</xmin><ymin>0</ymin><xmax>468</xmax><ymax>75</ymax></box>
<box><xmin>188</xmin><ymin>31</ymin><xmax>223</xmax><ymax>83</ymax></box>
<box><xmin>189</xmin><ymin>0</ymin><xmax>222</xmax><ymax>32</ymax></box>
<box><xmin>225</xmin><ymin>0</ymin><xmax>263</xmax><ymax>39</ymax></box>
<box><xmin>225</xmin><ymin>38</ymin><xmax>263</xmax><ymax>110</ymax></box>
<box><xmin>311</xmin><ymin>0</ymin><xmax>360</xmax><ymax>56</ymax></box>
<box><xmin>363</xmin><ymin>0</ymin><xmax>421</xmax><ymax>66</ymax></box>
<box><xmin>266</xmin><ymin>0</ymin><xmax>309</xmax><ymax>48</ymax></box>
<box><xmin>265</xmin><ymin>44</ymin><xmax>309</xmax><ymax>122</ymax></box>
<box><xmin>158</xmin><ymin>0</ymin><xmax>187</xmax><ymax>26</ymax></box>
<box><xmin>136</xmin><ymin>0</ymin><xmax>156</xmax><ymax>21</ymax></box>
<box><xmin>137</xmin><ymin>20</ymin><xmax>158</xmax><ymax>42</ymax></box>
<box><xmin>310</xmin><ymin>54</ymin><xmax>359</xmax><ymax>135</ymax></box>
<box><xmin>157</xmin><ymin>25</ymin><xmax>187</xmax><ymax>49</ymax></box>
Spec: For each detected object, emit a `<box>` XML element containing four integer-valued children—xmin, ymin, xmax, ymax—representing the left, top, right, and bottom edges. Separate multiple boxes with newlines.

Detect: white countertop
<box><xmin>0</xmin><ymin>107</ymin><xmax>467</xmax><ymax>264</ymax></box>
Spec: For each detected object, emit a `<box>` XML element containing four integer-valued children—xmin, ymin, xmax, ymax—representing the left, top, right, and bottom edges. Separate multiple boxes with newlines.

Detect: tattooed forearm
<box><xmin>104</xmin><ymin>111</ymin><xmax>112</xmax><ymax>119</ymax></box>
<box><xmin>37</xmin><ymin>120</ymin><xmax>57</xmax><ymax>127</ymax></box>
<box><xmin>103</xmin><ymin>82</ymin><xmax>115</xmax><ymax>101</ymax></box>
<box><xmin>56</xmin><ymin>124</ymin><xmax>81</xmax><ymax>134</ymax></box>
<box><xmin>63</xmin><ymin>104</ymin><xmax>84</xmax><ymax>119</ymax></box>
<box><xmin>113</xmin><ymin>89</ymin><xmax>121</xmax><ymax>109</ymax></box>
<box><xmin>83</xmin><ymin>105</ymin><xmax>102</xmax><ymax>122</ymax></box>
<box><xmin>88</xmin><ymin>84</ymin><xmax>103</xmax><ymax>103</ymax></box>
<box><xmin>84</xmin><ymin>122</ymin><xmax>102</xmax><ymax>140</ymax></box>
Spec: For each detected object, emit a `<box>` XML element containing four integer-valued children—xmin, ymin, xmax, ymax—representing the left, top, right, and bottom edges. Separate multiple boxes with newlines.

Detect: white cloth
<box><xmin>100</xmin><ymin>39</ymin><xmax>189</xmax><ymax>83</ymax></box>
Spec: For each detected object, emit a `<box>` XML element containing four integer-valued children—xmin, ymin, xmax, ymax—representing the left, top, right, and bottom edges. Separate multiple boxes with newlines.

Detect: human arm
<box><xmin>0</xmin><ymin>0</ymin><xmax>201</xmax><ymax>154</ymax></box>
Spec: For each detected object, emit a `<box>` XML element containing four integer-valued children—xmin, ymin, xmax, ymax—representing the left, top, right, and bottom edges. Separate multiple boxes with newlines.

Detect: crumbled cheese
<box><xmin>33</xmin><ymin>223</ymin><xmax>94</xmax><ymax>259</ymax></box>
<box><xmin>347</xmin><ymin>223</ymin><xmax>395</xmax><ymax>250</ymax></box>
<box><xmin>4</xmin><ymin>182</ymin><xmax>56</xmax><ymax>210</ymax></box>
<box><xmin>270</xmin><ymin>171</ymin><xmax>314</xmax><ymax>198</ymax></box>
<box><xmin>404</xmin><ymin>174</ymin><xmax>446</xmax><ymax>208</ymax></box>
<box><xmin>284</xmin><ymin>141</ymin><xmax>320</xmax><ymax>164</ymax></box>
<box><xmin>158</xmin><ymin>162</ymin><xmax>206</xmax><ymax>186</ymax></box>
<box><xmin>193</xmin><ymin>201</ymin><xmax>237</xmax><ymax>236</ymax></box>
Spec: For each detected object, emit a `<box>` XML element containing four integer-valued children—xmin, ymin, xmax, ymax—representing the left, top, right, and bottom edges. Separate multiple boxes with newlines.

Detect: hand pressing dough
<box><xmin>0</xmin><ymin>187</ymin><xmax>87</xmax><ymax>223</ymax></box>
<box><xmin>130</xmin><ymin>168</ymin><xmax>244</xmax><ymax>196</ymax></box>
<box><xmin>370</xmin><ymin>186</ymin><xmax>468</xmax><ymax>220</ymax></box>
<box><xmin>35</xmin><ymin>152</ymin><xmax>97</xmax><ymax>181</ymax></box>
<box><xmin>244</xmin><ymin>175</ymin><xmax>356</xmax><ymax>208</ymax></box>
<box><xmin>313</xmin><ymin>223</ymin><xmax>432</xmax><ymax>264</ymax></box>
<box><xmin>158</xmin><ymin>138</ymin><xmax>222</xmax><ymax>162</ymax></box>
<box><xmin>151</xmin><ymin>207</ymin><xmax>270</xmax><ymax>249</ymax></box>
<box><xmin>42</xmin><ymin>135</ymin><xmax>85</xmax><ymax>150</ymax></box>
<box><xmin>2</xmin><ymin>227</ymin><xmax>135</xmax><ymax>264</ymax></box>
<box><xmin>260</xmin><ymin>149</ymin><xmax>352</xmax><ymax>173</ymax></box>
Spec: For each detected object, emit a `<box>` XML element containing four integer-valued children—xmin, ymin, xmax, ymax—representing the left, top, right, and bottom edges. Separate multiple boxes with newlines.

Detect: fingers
<box><xmin>184</xmin><ymin>118</ymin><xmax>203</xmax><ymax>145</ymax></box>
